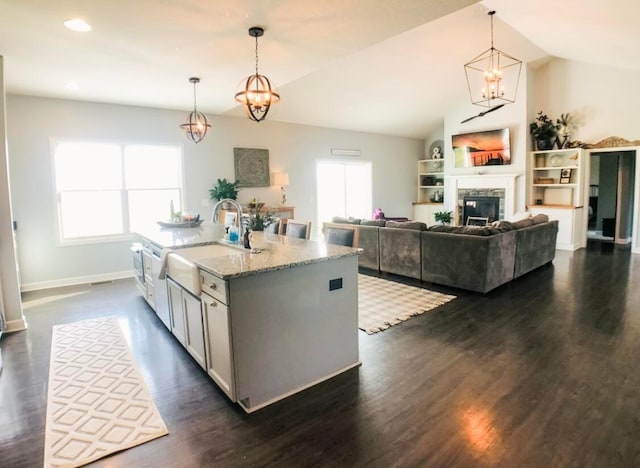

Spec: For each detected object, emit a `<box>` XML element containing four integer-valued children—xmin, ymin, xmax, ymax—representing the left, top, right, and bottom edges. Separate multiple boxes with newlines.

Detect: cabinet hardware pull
<box><xmin>209</xmin><ymin>302</ymin><xmax>217</xmax><ymax>307</ymax></box>
<box><xmin>208</xmin><ymin>283</ymin><xmax>217</xmax><ymax>290</ymax></box>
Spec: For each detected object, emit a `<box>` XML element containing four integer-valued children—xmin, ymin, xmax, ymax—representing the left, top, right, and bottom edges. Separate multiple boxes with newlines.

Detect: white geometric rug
<box><xmin>358</xmin><ymin>274</ymin><xmax>456</xmax><ymax>334</ymax></box>
<box><xmin>44</xmin><ymin>316</ymin><xmax>168</xmax><ymax>467</ymax></box>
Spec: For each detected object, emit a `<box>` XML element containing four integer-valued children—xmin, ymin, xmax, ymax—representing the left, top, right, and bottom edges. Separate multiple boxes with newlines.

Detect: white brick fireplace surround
<box><xmin>446</xmin><ymin>174</ymin><xmax>522</xmax><ymax>225</ymax></box>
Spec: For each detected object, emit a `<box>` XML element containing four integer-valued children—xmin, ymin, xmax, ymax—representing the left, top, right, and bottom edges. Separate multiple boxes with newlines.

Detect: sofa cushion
<box><xmin>531</xmin><ymin>213</ymin><xmax>550</xmax><ymax>225</ymax></box>
<box><xmin>384</xmin><ymin>220</ymin><xmax>427</xmax><ymax>231</ymax></box>
<box><xmin>491</xmin><ymin>220</ymin><xmax>515</xmax><ymax>232</ymax></box>
<box><xmin>453</xmin><ymin>225</ymin><xmax>501</xmax><ymax>236</ymax></box>
<box><xmin>331</xmin><ymin>216</ymin><xmax>361</xmax><ymax>225</ymax></box>
<box><xmin>511</xmin><ymin>218</ymin><xmax>535</xmax><ymax>229</ymax></box>
<box><xmin>361</xmin><ymin>219</ymin><xmax>386</xmax><ymax>227</ymax></box>
<box><xmin>428</xmin><ymin>225</ymin><xmax>459</xmax><ymax>233</ymax></box>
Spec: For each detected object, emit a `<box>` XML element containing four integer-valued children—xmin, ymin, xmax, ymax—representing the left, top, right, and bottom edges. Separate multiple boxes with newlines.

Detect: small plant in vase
<box><xmin>246</xmin><ymin>200</ymin><xmax>277</xmax><ymax>231</ymax></box>
<box><xmin>530</xmin><ymin>111</ymin><xmax>559</xmax><ymax>151</ymax></box>
<box><xmin>434</xmin><ymin>210</ymin><xmax>452</xmax><ymax>225</ymax></box>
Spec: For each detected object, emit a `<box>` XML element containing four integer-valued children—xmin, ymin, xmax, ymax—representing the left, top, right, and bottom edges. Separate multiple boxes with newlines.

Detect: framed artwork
<box><xmin>451</xmin><ymin>128</ymin><xmax>511</xmax><ymax>168</ymax></box>
<box><xmin>560</xmin><ymin>168</ymin><xmax>572</xmax><ymax>184</ymax></box>
<box><xmin>234</xmin><ymin>148</ymin><xmax>270</xmax><ymax>187</ymax></box>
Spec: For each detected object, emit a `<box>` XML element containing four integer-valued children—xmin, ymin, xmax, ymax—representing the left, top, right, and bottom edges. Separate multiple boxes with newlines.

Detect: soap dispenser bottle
<box><xmin>243</xmin><ymin>228</ymin><xmax>251</xmax><ymax>249</ymax></box>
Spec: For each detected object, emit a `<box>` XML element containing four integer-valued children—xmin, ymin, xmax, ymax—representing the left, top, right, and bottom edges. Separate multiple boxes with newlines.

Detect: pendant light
<box><xmin>235</xmin><ymin>26</ymin><xmax>280</xmax><ymax>122</ymax></box>
<box><xmin>464</xmin><ymin>11</ymin><xmax>522</xmax><ymax>108</ymax></box>
<box><xmin>180</xmin><ymin>77</ymin><xmax>211</xmax><ymax>143</ymax></box>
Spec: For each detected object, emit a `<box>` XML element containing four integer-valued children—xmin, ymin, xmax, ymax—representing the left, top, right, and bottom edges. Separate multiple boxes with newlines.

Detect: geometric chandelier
<box><xmin>180</xmin><ymin>77</ymin><xmax>211</xmax><ymax>144</ymax></box>
<box><xmin>464</xmin><ymin>11</ymin><xmax>522</xmax><ymax>108</ymax></box>
<box><xmin>234</xmin><ymin>26</ymin><xmax>280</xmax><ymax>122</ymax></box>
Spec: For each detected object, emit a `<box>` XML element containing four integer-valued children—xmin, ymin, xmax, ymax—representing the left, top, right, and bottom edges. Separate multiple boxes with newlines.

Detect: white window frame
<box><xmin>51</xmin><ymin>138</ymin><xmax>185</xmax><ymax>245</ymax></box>
<box><xmin>316</xmin><ymin>158</ymin><xmax>372</xmax><ymax>227</ymax></box>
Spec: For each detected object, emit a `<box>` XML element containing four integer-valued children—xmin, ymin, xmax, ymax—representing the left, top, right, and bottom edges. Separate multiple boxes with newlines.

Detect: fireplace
<box><xmin>448</xmin><ymin>174</ymin><xmax>519</xmax><ymax>226</ymax></box>
<box><xmin>462</xmin><ymin>196</ymin><xmax>500</xmax><ymax>225</ymax></box>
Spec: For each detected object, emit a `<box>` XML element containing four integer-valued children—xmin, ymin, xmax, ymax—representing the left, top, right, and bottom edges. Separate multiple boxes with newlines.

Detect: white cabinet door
<box><xmin>413</xmin><ymin>203</ymin><xmax>443</xmax><ymax>226</ymax></box>
<box><xmin>202</xmin><ymin>292</ymin><xmax>235</xmax><ymax>400</ymax></box>
<box><xmin>184</xmin><ymin>292</ymin><xmax>206</xmax><ymax>369</ymax></box>
<box><xmin>168</xmin><ymin>278</ymin><xmax>186</xmax><ymax>346</ymax></box>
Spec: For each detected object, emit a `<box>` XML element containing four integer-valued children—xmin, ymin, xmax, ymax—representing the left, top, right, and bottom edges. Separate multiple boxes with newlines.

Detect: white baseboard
<box><xmin>20</xmin><ymin>270</ymin><xmax>135</xmax><ymax>292</ymax></box>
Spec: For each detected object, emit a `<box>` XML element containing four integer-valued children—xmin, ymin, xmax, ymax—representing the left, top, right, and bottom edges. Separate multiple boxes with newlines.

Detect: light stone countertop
<box><xmin>133</xmin><ymin>223</ymin><xmax>223</xmax><ymax>249</ymax></box>
<box><xmin>192</xmin><ymin>234</ymin><xmax>360</xmax><ymax>280</ymax></box>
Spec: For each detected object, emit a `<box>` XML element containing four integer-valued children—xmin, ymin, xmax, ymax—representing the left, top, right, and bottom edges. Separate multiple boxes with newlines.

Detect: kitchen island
<box><xmin>134</xmin><ymin>226</ymin><xmax>361</xmax><ymax>413</ymax></box>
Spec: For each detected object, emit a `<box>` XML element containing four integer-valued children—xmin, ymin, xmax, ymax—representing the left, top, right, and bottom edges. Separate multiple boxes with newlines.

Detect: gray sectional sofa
<box><xmin>327</xmin><ymin>215</ymin><xmax>558</xmax><ymax>293</ymax></box>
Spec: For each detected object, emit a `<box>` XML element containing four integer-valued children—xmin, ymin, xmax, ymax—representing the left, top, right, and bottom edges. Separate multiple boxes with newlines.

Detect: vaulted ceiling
<box><xmin>1</xmin><ymin>0</ymin><xmax>638</xmax><ymax>139</ymax></box>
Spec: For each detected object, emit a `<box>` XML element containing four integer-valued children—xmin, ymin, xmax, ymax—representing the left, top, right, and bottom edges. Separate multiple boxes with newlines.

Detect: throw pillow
<box><xmin>331</xmin><ymin>216</ymin><xmax>361</xmax><ymax>225</ymax></box>
<box><xmin>428</xmin><ymin>225</ymin><xmax>459</xmax><ymax>233</ymax></box>
<box><xmin>531</xmin><ymin>213</ymin><xmax>550</xmax><ymax>225</ymax></box>
<box><xmin>361</xmin><ymin>219</ymin><xmax>386</xmax><ymax>227</ymax></box>
<box><xmin>385</xmin><ymin>221</ymin><xmax>427</xmax><ymax>231</ymax></box>
<box><xmin>491</xmin><ymin>220</ymin><xmax>514</xmax><ymax>232</ymax></box>
<box><xmin>511</xmin><ymin>218</ymin><xmax>535</xmax><ymax>229</ymax></box>
<box><xmin>453</xmin><ymin>226</ymin><xmax>499</xmax><ymax>236</ymax></box>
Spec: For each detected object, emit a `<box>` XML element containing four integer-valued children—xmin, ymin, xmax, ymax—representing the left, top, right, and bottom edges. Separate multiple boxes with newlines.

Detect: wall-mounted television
<box><xmin>451</xmin><ymin>128</ymin><xmax>511</xmax><ymax>168</ymax></box>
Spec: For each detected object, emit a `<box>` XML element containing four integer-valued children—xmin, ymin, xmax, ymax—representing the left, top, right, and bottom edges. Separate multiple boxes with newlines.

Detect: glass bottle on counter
<box><xmin>244</xmin><ymin>228</ymin><xmax>251</xmax><ymax>249</ymax></box>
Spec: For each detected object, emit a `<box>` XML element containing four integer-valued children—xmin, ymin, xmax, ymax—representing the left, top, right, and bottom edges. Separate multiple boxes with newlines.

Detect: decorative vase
<box><xmin>536</xmin><ymin>139</ymin><xmax>553</xmax><ymax>151</ymax></box>
<box><xmin>249</xmin><ymin>230</ymin><xmax>269</xmax><ymax>250</ymax></box>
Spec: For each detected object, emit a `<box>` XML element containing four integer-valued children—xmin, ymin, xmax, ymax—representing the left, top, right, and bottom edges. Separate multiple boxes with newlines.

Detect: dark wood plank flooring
<box><xmin>2</xmin><ymin>241</ymin><xmax>640</xmax><ymax>467</ymax></box>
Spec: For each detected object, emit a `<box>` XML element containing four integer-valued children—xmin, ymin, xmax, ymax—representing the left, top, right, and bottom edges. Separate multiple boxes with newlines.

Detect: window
<box><xmin>52</xmin><ymin>140</ymin><xmax>183</xmax><ymax>243</ymax></box>
<box><xmin>316</xmin><ymin>160</ymin><xmax>372</xmax><ymax>226</ymax></box>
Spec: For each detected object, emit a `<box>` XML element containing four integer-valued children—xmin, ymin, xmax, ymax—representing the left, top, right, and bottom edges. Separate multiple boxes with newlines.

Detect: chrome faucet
<box><xmin>211</xmin><ymin>198</ymin><xmax>244</xmax><ymax>230</ymax></box>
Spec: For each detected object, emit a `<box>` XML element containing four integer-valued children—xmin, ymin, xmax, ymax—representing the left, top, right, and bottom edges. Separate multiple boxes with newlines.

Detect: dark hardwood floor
<box><xmin>2</xmin><ymin>242</ymin><xmax>640</xmax><ymax>467</ymax></box>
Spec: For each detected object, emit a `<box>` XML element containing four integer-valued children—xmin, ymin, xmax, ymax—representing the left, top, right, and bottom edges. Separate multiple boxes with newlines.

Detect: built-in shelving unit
<box><xmin>529</xmin><ymin>148</ymin><xmax>583</xmax><ymax>207</ymax></box>
<box><xmin>528</xmin><ymin>148</ymin><xmax>587</xmax><ymax>250</ymax></box>
<box><xmin>414</xmin><ymin>159</ymin><xmax>445</xmax><ymax>225</ymax></box>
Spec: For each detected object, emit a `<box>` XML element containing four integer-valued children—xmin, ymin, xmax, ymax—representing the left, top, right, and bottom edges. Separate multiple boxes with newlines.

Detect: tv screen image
<box><xmin>452</xmin><ymin>128</ymin><xmax>511</xmax><ymax>167</ymax></box>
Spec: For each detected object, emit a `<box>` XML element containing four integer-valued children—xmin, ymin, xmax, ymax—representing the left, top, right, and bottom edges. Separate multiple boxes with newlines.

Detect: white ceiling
<box><xmin>1</xmin><ymin>0</ymin><xmax>639</xmax><ymax>139</ymax></box>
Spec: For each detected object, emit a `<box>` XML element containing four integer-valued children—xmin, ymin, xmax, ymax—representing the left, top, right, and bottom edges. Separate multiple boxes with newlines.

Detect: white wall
<box><xmin>0</xmin><ymin>57</ymin><xmax>26</xmax><ymax>330</ymax></box>
<box><xmin>535</xmin><ymin>59</ymin><xmax>640</xmax><ymax>144</ymax></box>
<box><xmin>6</xmin><ymin>95</ymin><xmax>423</xmax><ymax>290</ymax></box>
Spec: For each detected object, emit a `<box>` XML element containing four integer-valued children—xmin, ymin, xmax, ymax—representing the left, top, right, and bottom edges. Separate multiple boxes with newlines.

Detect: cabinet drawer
<box><xmin>200</xmin><ymin>270</ymin><xmax>228</xmax><ymax>304</ymax></box>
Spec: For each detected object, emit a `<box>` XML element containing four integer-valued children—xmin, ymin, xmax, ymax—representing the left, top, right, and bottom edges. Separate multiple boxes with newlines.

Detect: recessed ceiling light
<box><xmin>64</xmin><ymin>19</ymin><xmax>91</xmax><ymax>32</ymax></box>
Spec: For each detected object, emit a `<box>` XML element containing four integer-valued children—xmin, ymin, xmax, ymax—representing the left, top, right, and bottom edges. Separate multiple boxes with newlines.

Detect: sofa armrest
<box><xmin>357</xmin><ymin>225</ymin><xmax>380</xmax><ymax>271</ymax></box>
<box><xmin>513</xmin><ymin>220</ymin><xmax>558</xmax><ymax>278</ymax></box>
<box><xmin>421</xmin><ymin>230</ymin><xmax>517</xmax><ymax>293</ymax></box>
<box><xmin>379</xmin><ymin>227</ymin><xmax>423</xmax><ymax>280</ymax></box>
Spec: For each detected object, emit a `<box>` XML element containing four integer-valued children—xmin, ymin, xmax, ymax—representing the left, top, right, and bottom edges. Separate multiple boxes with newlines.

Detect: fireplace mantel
<box><xmin>445</xmin><ymin>173</ymin><xmax>522</xmax><ymax>222</ymax></box>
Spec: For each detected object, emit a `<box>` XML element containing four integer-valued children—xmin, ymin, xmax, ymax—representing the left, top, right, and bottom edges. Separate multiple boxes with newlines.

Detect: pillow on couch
<box><xmin>491</xmin><ymin>220</ymin><xmax>515</xmax><ymax>232</ymax></box>
<box><xmin>453</xmin><ymin>225</ymin><xmax>501</xmax><ymax>236</ymax></box>
<box><xmin>428</xmin><ymin>224</ymin><xmax>459</xmax><ymax>233</ymax></box>
<box><xmin>511</xmin><ymin>218</ymin><xmax>535</xmax><ymax>229</ymax></box>
<box><xmin>331</xmin><ymin>216</ymin><xmax>361</xmax><ymax>225</ymax></box>
<box><xmin>531</xmin><ymin>213</ymin><xmax>550</xmax><ymax>225</ymax></box>
<box><xmin>385</xmin><ymin>220</ymin><xmax>427</xmax><ymax>231</ymax></box>
<box><xmin>361</xmin><ymin>219</ymin><xmax>386</xmax><ymax>227</ymax></box>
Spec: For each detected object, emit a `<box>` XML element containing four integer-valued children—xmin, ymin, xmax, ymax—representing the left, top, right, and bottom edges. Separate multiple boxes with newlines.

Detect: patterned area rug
<box><xmin>44</xmin><ymin>316</ymin><xmax>168</xmax><ymax>467</ymax></box>
<box><xmin>358</xmin><ymin>274</ymin><xmax>456</xmax><ymax>334</ymax></box>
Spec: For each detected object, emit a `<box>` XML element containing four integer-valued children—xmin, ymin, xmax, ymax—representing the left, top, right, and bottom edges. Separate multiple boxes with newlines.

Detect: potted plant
<box><xmin>529</xmin><ymin>111</ymin><xmax>559</xmax><ymax>151</ymax></box>
<box><xmin>246</xmin><ymin>201</ymin><xmax>276</xmax><ymax>231</ymax></box>
<box><xmin>209</xmin><ymin>178</ymin><xmax>239</xmax><ymax>208</ymax></box>
<box><xmin>434</xmin><ymin>210</ymin><xmax>452</xmax><ymax>225</ymax></box>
